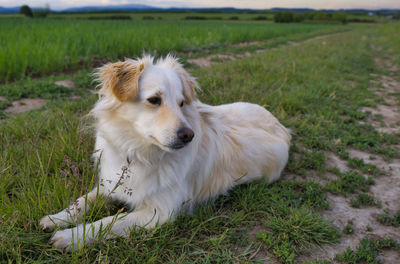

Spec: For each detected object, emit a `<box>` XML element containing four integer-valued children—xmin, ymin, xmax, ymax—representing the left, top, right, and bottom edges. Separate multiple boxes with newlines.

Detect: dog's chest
<box><xmin>98</xmin><ymin>161</ymin><xmax>160</xmax><ymax>204</ymax></box>
<box><xmin>99</xmin><ymin>164</ymin><xmax>134</xmax><ymax>197</ymax></box>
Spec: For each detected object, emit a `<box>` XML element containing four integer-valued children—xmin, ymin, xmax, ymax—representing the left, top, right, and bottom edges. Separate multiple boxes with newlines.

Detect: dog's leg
<box><xmin>50</xmin><ymin>206</ymin><xmax>171</xmax><ymax>252</ymax></box>
<box><xmin>39</xmin><ymin>188</ymin><xmax>103</xmax><ymax>232</ymax></box>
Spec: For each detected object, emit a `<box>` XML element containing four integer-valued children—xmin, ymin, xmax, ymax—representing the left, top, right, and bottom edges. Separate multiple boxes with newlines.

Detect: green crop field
<box><xmin>0</xmin><ymin>18</ymin><xmax>348</xmax><ymax>82</ymax></box>
<box><xmin>0</xmin><ymin>15</ymin><xmax>400</xmax><ymax>263</ymax></box>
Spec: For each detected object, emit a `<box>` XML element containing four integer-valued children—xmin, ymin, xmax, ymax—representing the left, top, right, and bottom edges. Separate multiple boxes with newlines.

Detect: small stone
<box><xmin>55</xmin><ymin>80</ymin><xmax>75</xmax><ymax>88</ymax></box>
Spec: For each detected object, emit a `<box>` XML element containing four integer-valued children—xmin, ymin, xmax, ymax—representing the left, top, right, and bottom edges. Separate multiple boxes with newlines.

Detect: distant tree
<box><xmin>142</xmin><ymin>16</ymin><xmax>155</xmax><ymax>20</ymax></box>
<box><xmin>332</xmin><ymin>12</ymin><xmax>347</xmax><ymax>24</ymax></box>
<box><xmin>302</xmin><ymin>12</ymin><xmax>315</xmax><ymax>21</ymax></box>
<box><xmin>33</xmin><ymin>3</ymin><xmax>50</xmax><ymax>18</ymax></box>
<box><xmin>293</xmin><ymin>13</ymin><xmax>305</xmax><ymax>22</ymax></box>
<box><xmin>20</xmin><ymin>5</ymin><xmax>33</xmax><ymax>17</ymax></box>
<box><xmin>252</xmin><ymin>16</ymin><xmax>268</xmax><ymax>21</ymax></box>
<box><xmin>274</xmin><ymin>11</ymin><xmax>294</xmax><ymax>23</ymax></box>
<box><xmin>313</xmin><ymin>11</ymin><xmax>329</xmax><ymax>21</ymax></box>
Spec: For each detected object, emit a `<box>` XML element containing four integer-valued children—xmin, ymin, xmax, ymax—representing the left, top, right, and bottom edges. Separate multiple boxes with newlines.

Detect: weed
<box><xmin>0</xmin><ymin>99</ymin><xmax>11</xmax><ymax>111</ymax></box>
<box><xmin>350</xmin><ymin>193</ymin><xmax>381</xmax><ymax>208</ymax></box>
<box><xmin>343</xmin><ymin>224</ymin><xmax>355</xmax><ymax>235</ymax></box>
<box><xmin>335</xmin><ymin>237</ymin><xmax>399</xmax><ymax>263</ymax></box>
<box><xmin>304</xmin><ymin>260</ymin><xmax>330</xmax><ymax>264</ymax></box>
<box><xmin>325</xmin><ymin>171</ymin><xmax>375</xmax><ymax>195</ymax></box>
<box><xmin>286</xmin><ymin>148</ymin><xmax>326</xmax><ymax>176</ymax></box>
<box><xmin>376</xmin><ymin>210</ymin><xmax>400</xmax><ymax>227</ymax></box>
<box><xmin>347</xmin><ymin>157</ymin><xmax>383</xmax><ymax>176</ymax></box>
<box><xmin>257</xmin><ymin>207</ymin><xmax>339</xmax><ymax>263</ymax></box>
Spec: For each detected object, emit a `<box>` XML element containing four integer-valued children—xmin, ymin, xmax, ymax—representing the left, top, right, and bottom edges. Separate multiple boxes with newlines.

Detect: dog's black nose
<box><xmin>177</xmin><ymin>127</ymin><xmax>194</xmax><ymax>144</ymax></box>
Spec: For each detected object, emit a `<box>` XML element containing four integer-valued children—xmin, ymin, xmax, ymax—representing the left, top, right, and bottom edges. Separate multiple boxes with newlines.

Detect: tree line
<box><xmin>274</xmin><ymin>11</ymin><xmax>348</xmax><ymax>24</ymax></box>
<box><xmin>20</xmin><ymin>5</ymin><xmax>50</xmax><ymax>18</ymax></box>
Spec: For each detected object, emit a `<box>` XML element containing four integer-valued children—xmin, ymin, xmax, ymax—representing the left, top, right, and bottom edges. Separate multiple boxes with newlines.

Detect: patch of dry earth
<box><xmin>5</xmin><ymin>98</ymin><xmax>47</xmax><ymax>114</ymax></box>
<box><xmin>361</xmin><ymin>50</ymin><xmax>400</xmax><ymax>134</ymax></box>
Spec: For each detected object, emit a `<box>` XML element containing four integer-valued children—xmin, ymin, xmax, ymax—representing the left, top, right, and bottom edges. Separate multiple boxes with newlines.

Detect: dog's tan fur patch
<box><xmin>98</xmin><ymin>61</ymin><xmax>145</xmax><ymax>102</ymax></box>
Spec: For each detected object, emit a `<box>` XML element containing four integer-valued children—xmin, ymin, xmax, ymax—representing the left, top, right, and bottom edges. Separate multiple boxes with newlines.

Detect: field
<box><xmin>0</xmin><ymin>14</ymin><xmax>400</xmax><ymax>263</ymax></box>
<box><xmin>0</xmin><ymin>18</ymin><xmax>348</xmax><ymax>82</ymax></box>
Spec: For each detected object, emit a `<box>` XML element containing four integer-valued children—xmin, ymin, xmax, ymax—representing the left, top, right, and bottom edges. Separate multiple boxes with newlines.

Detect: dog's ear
<box><xmin>178</xmin><ymin>68</ymin><xmax>198</xmax><ymax>105</ymax></box>
<box><xmin>98</xmin><ymin>61</ymin><xmax>145</xmax><ymax>102</ymax></box>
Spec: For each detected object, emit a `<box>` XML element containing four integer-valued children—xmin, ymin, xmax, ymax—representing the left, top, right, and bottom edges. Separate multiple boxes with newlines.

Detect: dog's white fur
<box><xmin>40</xmin><ymin>55</ymin><xmax>291</xmax><ymax>251</ymax></box>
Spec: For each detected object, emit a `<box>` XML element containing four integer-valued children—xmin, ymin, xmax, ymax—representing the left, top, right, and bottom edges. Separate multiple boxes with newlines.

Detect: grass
<box><xmin>0</xmin><ymin>18</ymin><xmax>347</xmax><ymax>82</ymax></box>
<box><xmin>0</xmin><ymin>21</ymin><xmax>400</xmax><ymax>262</ymax></box>
<box><xmin>376</xmin><ymin>210</ymin><xmax>400</xmax><ymax>227</ymax></box>
<box><xmin>347</xmin><ymin>157</ymin><xmax>384</xmax><ymax>176</ymax></box>
<box><xmin>325</xmin><ymin>171</ymin><xmax>375</xmax><ymax>195</ymax></box>
<box><xmin>256</xmin><ymin>208</ymin><xmax>339</xmax><ymax>263</ymax></box>
<box><xmin>0</xmin><ymin>69</ymin><xmax>94</xmax><ymax>117</ymax></box>
<box><xmin>0</xmin><ymin>70</ymin><xmax>94</xmax><ymax>102</ymax></box>
<box><xmin>350</xmin><ymin>193</ymin><xmax>381</xmax><ymax>208</ymax></box>
<box><xmin>343</xmin><ymin>224</ymin><xmax>355</xmax><ymax>235</ymax></box>
<box><xmin>335</xmin><ymin>237</ymin><xmax>400</xmax><ymax>263</ymax></box>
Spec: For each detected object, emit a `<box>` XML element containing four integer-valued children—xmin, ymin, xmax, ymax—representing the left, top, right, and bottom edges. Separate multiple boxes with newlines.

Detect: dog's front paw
<box><xmin>40</xmin><ymin>215</ymin><xmax>57</xmax><ymax>232</ymax></box>
<box><xmin>49</xmin><ymin>226</ymin><xmax>93</xmax><ymax>252</ymax></box>
<box><xmin>49</xmin><ymin>228</ymin><xmax>81</xmax><ymax>252</ymax></box>
<box><xmin>50</xmin><ymin>229</ymin><xmax>74</xmax><ymax>252</ymax></box>
<box><xmin>40</xmin><ymin>212</ymin><xmax>71</xmax><ymax>232</ymax></box>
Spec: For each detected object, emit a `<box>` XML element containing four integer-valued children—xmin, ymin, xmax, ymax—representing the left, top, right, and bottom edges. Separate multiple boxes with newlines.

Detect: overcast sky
<box><xmin>1</xmin><ymin>0</ymin><xmax>399</xmax><ymax>10</ymax></box>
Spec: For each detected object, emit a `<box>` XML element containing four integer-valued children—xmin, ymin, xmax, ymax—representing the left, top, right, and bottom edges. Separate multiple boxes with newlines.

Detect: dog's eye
<box><xmin>147</xmin><ymin>97</ymin><xmax>161</xmax><ymax>105</ymax></box>
<box><xmin>179</xmin><ymin>101</ymin><xmax>184</xmax><ymax>107</ymax></box>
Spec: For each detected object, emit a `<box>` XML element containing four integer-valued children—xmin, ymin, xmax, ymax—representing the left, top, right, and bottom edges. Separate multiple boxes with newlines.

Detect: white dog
<box><xmin>40</xmin><ymin>55</ymin><xmax>291</xmax><ymax>251</ymax></box>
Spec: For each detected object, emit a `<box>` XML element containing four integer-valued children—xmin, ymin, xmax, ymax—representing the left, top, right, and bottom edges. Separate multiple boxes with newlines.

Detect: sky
<box><xmin>1</xmin><ymin>0</ymin><xmax>399</xmax><ymax>10</ymax></box>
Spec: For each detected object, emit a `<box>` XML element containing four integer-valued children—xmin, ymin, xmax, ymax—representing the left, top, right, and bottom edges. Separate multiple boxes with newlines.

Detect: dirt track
<box><xmin>187</xmin><ymin>32</ymin><xmax>344</xmax><ymax>68</ymax></box>
<box><xmin>298</xmin><ymin>43</ymin><xmax>400</xmax><ymax>263</ymax></box>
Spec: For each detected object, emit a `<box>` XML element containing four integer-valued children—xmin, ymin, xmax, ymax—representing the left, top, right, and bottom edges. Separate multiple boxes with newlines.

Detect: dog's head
<box><xmin>94</xmin><ymin>55</ymin><xmax>199</xmax><ymax>152</ymax></box>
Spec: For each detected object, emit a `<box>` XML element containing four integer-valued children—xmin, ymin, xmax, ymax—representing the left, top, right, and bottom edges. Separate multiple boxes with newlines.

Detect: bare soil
<box><xmin>5</xmin><ymin>98</ymin><xmax>47</xmax><ymax>114</ymax></box>
<box><xmin>188</xmin><ymin>54</ymin><xmax>237</xmax><ymax>67</ymax></box>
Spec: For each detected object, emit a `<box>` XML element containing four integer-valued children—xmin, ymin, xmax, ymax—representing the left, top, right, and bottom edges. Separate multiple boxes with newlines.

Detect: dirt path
<box><xmin>4</xmin><ymin>98</ymin><xmax>48</xmax><ymax>114</ymax></box>
<box><xmin>298</xmin><ymin>45</ymin><xmax>400</xmax><ymax>263</ymax></box>
<box><xmin>187</xmin><ymin>32</ymin><xmax>345</xmax><ymax>68</ymax></box>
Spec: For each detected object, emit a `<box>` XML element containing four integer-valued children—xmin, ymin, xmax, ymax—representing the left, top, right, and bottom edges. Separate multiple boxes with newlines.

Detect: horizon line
<box><xmin>1</xmin><ymin>4</ymin><xmax>400</xmax><ymax>11</ymax></box>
